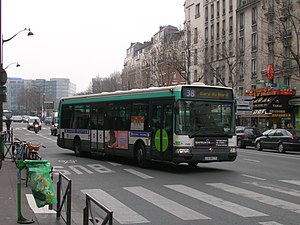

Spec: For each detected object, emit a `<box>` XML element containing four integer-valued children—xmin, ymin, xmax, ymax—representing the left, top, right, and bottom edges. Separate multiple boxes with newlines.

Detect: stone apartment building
<box><xmin>184</xmin><ymin>0</ymin><xmax>299</xmax><ymax>95</ymax></box>
<box><xmin>122</xmin><ymin>25</ymin><xmax>187</xmax><ymax>89</ymax></box>
<box><xmin>121</xmin><ymin>0</ymin><xmax>300</xmax><ymax>129</ymax></box>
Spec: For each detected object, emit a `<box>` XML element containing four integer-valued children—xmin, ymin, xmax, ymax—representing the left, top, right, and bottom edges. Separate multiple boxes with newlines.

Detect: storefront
<box><xmin>238</xmin><ymin>88</ymin><xmax>296</xmax><ymax>132</ymax></box>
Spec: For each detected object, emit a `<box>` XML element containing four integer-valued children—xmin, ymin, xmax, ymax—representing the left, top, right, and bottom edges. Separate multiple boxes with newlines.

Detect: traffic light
<box><xmin>0</xmin><ymin>68</ymin><xmax>7</xmax><ymax>102</ymax></box>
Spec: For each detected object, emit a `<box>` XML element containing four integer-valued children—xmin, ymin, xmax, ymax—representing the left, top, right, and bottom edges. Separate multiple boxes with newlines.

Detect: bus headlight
<box><xmin>175</xmin><ymin>148</ymin><xmax>191</xmax><ymax>154</ymax></box>
<box><xmin>230</xmin><ymin>147</ymin><xmax>237</xmax><ymax>153</ymax></box>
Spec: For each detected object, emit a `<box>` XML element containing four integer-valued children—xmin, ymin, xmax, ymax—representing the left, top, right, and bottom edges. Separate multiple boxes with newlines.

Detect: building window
<box><xmin>229</xmin><ymin>16</ymin><xmax>233</xmax><ymax>33</ymax></box>
<box><xmin>211</xmin><ymin>3</ymin><xmax>214</xmax><ymax>20</ymax></box>
<box><xmin>194</xmin><ymin>49</ymin><xmax>198</xmax><ymax>65</ymax></box>
<box><xmin>205</xmin><ymin>27</ymin><xmax>209</xmax><ymax>43</ymax></box>
<box><xmin>239</xmin><ymin>37</ymin><xmax>244</xmax><ymax>54</ymax></box>
<box><xmin>229</xmin><ymin>0</ymin><xmax>233</xmax><ymax>12</ymax></box>
<box><xmin>229</xmin><ymin>39</ymin><xmax>233</xmax><ymax>56</ymax></box>
<box><xmin>205</xmin><ymin>6</ymin><xmax>208</xmax><ymax>23</ymax></box>
<box><xmin>194</xmin><ymin>70</ymin><xmax>198</xmax><ymax>82</ymax></box>
<box><xmin>194</xmin><ymin>28</ymin><xmax>198</xmax><ymax>44</ymax></box>
<box><xmin>211</xmin><ymin>24</ymin><xmax>214</xmax><ymax>40</ymax></box>
<box><xmin>217</xmin><ymin>1</ymin><xmax>220</xmax><ymax>18</ymax></box>
<box><xmin>216</xmin><ymin>44</ymin><xmax>220</xmax><ymax>59</ymax></box>
<box><xmin>240</xmin><ymin>13</ymin><xmax>244</xmax><ymax>30</ymax></box>
<box><xmin>251</xmin><ymin>32</ymin><xmax>257</xmax><ymax>51</ymax></box>
<box><xmin>222</xmin><ymin>19</ymin><xmax>226</xmax><ymax>36</ymax></box>
<box><xmin>252</xmin><ymin>7</ymin><xmax>257</xmax><ymax>25</ymax></box>
<box><xmin>222</xmin><ymin>0</ymin><xmax>226</xmax><ymax>15</ymax></box>
<box><xmin>239</xmin><ymin>62</ymin><xmax>244</xmax><ymax>80</ymax></box>
<box><xmin>238</xmin><ymin>87</ymin><xmax>244</xmax><ymax>96</ymax></box>
<box><xmin>211</xmin><ymin>46</ymin><xmax>214</xmax><ymax>61</ymax></box>
<box><xmin>216</xmin><ymin>22</ymin><xmax>220</xmax><ymax>39</ymax></box>
<box><xmin>251</xmin><ymin>58</ymin><xmax>257</xmax><ymax>77</ymax></box>
<box><xmin>195</xmin><ymin>3</ymin><xmax>200</xmax><ymax>18</ymax></box>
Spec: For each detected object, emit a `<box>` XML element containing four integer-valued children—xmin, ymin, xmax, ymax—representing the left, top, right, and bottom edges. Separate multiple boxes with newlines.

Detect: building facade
<box><xmin>5</xmin><ymin>77</ymin><xmax>76</xmax><ymax>116</ymax></box>
<box><xmin>183</xmin><ymin>0</ymin><xmax>300</xmax><ymax>130</ymax></box>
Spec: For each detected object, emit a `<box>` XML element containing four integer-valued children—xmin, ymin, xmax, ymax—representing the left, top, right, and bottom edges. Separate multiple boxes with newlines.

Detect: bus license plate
<box><xmin>204</xmin><ymin>156</ymin><xmax>218</xmax><ymax>161</ymax></box>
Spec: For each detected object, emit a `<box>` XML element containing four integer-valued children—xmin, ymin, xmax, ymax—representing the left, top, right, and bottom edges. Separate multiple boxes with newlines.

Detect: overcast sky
<box><xmin>2</xmin><ymin>0</ymin><xmax>184</xmax><ymax>92</ymax></box>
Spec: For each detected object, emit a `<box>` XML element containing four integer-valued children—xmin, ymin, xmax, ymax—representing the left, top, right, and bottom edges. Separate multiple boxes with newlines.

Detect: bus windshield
<box><xmin>175</xmin><ymin>100</ymin><xmax>235</xmax><ymax>137</ymax></box>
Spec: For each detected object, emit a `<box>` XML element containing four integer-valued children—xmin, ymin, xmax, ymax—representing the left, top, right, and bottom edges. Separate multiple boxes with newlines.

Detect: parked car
<box><xmin>236</xmin><ymin>126</ymin><xmax>262</xmax><ymax>148</ymax></box>
<box><xmin>12</xmin><ymin>115</ymin><xmax>23</xmax><ymax>122</ymax></box>
<box><xmin>44</xmin><ymin>116</ymin><xmax>52</xmax><ymax>125</ymax></box>
<box><xmin>27</xmin><ymin>116</ymin><xmax>42</xmax><ymax>130</ymax></box>
<box><xmin>255</xmin><ymin>128</ymin><xmax>300</xmax><ymax>153</ymax></box>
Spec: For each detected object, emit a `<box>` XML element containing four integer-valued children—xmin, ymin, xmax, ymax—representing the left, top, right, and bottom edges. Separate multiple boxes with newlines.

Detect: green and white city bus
<box><xmin>57</xmin><ymin>84</ymin><xmax>237</xmax><ymax>167</ymax></box>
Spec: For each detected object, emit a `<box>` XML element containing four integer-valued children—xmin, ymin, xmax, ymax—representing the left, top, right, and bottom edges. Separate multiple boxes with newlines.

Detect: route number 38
<box><xmin>185</xmin><ymin>89</ymin><xmax>196</xmax><ymax>97</ymax></box>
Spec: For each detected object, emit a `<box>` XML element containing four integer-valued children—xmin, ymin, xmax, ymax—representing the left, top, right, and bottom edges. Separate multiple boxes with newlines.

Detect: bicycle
<box><xmin>13</xmin><ymin>139</ymin><xmax>46</xmax><ymax>186</ymax></box>
<box><xmin>13</xmin><ymin>139</ymin><xmax>28</xmax><ymax>164</ymax></box>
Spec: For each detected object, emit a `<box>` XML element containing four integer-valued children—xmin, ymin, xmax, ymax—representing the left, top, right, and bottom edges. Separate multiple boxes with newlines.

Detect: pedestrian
<box><xmin>5</xmin><ymin>117</ymin><xmax>12</xmax><ymax>142</ymax></box>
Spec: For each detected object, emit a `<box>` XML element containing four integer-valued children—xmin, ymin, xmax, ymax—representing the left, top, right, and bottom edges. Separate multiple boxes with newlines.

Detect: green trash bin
<box><xmin>23</xmin><ymin>160</ymin><xmax>57</xmax><ymax>208</ymax></box>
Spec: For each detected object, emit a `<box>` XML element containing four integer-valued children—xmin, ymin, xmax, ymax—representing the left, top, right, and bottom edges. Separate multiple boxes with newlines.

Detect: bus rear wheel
<box><xmin>136</xmin><ymin>144</ymin><xmax>148</xmax><ymax>168</ymax></box>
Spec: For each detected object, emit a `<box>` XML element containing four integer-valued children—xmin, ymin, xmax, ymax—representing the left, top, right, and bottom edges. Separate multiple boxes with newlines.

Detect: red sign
<box><xmin>267</xmin><ymin>64</ymin><xmax>274</xmax><ymax>81</ymax></box>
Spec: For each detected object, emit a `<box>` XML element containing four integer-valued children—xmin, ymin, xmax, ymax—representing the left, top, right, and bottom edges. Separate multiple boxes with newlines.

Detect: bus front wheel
<box><xmin>136</xmin><ymin>144</ymin><xmax>148</xmax><ymax>168</ymax></box>
<box><xmin>74</xmin><ymin>137</ymin><xmax>82</xmax><ymax>157</ymax></box>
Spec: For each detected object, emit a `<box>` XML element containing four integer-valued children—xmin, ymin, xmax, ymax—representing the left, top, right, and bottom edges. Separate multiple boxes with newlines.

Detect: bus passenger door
<box><xmin>150</xmin><ymin>103</ymin><xmax>173</xmax><ymax>161</ymax></box>
<box><xmin>90</xmin><ymin>106</ymin><xmax>105</xmax><ymax>154</ymax></box>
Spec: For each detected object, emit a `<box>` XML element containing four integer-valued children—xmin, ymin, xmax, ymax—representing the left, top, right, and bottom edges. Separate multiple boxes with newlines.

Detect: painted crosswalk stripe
<box><xmin>244</xmin><ymin>181</ymin><xmax>300</xmax><ymax>197</ymax></box>
<box><xmin>124</xmin><ymin>169</ymin><xmax>153</xmax><ymax>179</ymax></box>
<box><xmin>280</xmin><ymin>180</ymin><xmax>300</xmax><ymax>186</ymax></box>
<box><xmin>165</xmin><ymin>184</ymin><xmax>267</xmax><ymax>218</ymax></box>
<box><xmin>258</xmin><ymin>221</ymin><xmax>283</xmax><ymax>225</ymax></box>
<box><xmin>242</xmin><ymin>174</ymin><xmax>266</xmax><ymax>180</ymax></box>
<box><xmin>124</xmin><ymin>186</ymin><xmax>210</xmax><ymax>220</ymax></box>
<box><xmin>207</xmin><ymin>183</ymin><xmax>300</xmax><ymax>214</ymax></box>
<box><xmin>81</xmin><ymin>189</ymin><xmax>149</xmax><ymax>224</ymax></box>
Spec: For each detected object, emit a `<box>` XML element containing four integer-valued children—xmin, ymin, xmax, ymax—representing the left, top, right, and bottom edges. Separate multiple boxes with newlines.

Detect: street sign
<box><xmin>256</xmin><ymin>79</ymin><xmax>265</xmax><ymax>84</ymax></box>
<box><xmin>278</xmin><ymin>84</ymin><xmax>287</xmax><ymax>88</ymax></box>
<box><xmin>43</xmin><ymin>101</ymin><xmax>54</xmax><ymax>109</ymax></box>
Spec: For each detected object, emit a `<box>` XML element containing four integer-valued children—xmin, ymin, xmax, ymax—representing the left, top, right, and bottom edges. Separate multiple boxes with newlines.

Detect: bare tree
<box><xmin>203</xmin><ymin>36</ymin><xmax>252</xmax><ymax>93</ymax></box>
<box><xmin>17</xmin><ymin>87</ymin><xmax>41</xmax><ymax>115</ymax></box>
<box><xmin>276</xmin><ymin>0</ymin><xmax>300</xmax><ymax>74</ymax></box>
<box><xmin>91</xmin><ymin>71</ymin><xmax>122</xmax><ymax>93</ymax></box>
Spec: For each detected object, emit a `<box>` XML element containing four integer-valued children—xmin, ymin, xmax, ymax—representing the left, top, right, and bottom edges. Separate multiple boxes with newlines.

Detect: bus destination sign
<box><xmin>182</xmin><ymin>87</ymin><xmax>233</xmax><ymax>100</ymax></box>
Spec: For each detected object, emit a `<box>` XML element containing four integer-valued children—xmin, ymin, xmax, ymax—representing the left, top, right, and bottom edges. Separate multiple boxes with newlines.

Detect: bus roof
<box><xmin>59</xmin><ymin>84</ymin><xmax>234</xmax><ymax>105</ymax></box>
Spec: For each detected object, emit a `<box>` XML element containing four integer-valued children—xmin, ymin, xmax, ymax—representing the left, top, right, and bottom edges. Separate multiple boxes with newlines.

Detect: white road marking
<box><xmin>280</xmin><ymin>180</ymin><xmax>300</xmax><ymax>186</ymax></box>
<box><xmin>81</xmin><ymin>189</ymin><xmax>149</xmax><ymax>224</ymax></box>
<box><xmin>26</xmin><ymin>194</ymin><xmax>56</xmax><ymax>214</ymax></box>
<box><xmin>69</xmin><ymin>165</ymin><xmax>93</xmax><ymax>174</ymax></box>
<box><xmin>243</xmin><ymin>158</ymin><xmax>260</xmax><ymax>163</ymax></box>
<box><xmin>242</xmin><ymin>174</ymin><xmax>266</xmax><ymax>180</ymax></box>
<box><xmin>107</xmin><ymin>162</ymin><xmax>123</xmax><ymax>166</ymax></box>
<box><xmin>258</xmin><ymin>222</ymin><xmax>283</xmax><ymax>225</ymax></box>
<box><xmin>207</xmin><ymin>183</ymin><xmax>300</xmax><ymax>214</ymax></box>
<box><xmin>124</xmin><ymin>169</ymin><xmax>153</xmax><ymax>179</ymax></box>
<box><xmin>87</xmin><ymin>164</ymin><xmax>115</xmax><ymax>173</ymax></box>
<box><xmin>165</xmin><ymin>184</ymin><xmax>267</xmax><ymax>218</ymax></box>
<box><xmin>244</xmin><ymin>181</ymin><xmax>300</xmax><ymax>197</ymax></box>
<box><xmin>124</xmin><ymin>186</ymin><xmax>210</xmax><ymax>220</ymax></box>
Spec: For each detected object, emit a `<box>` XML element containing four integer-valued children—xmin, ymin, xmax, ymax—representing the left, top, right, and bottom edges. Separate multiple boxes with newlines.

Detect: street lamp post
<box><xmin>4</xmin><ymin>62</ymin><xmax>20</xmax><ymax>70</ymax></box>
<box><xmin>0</xmin><ymin>4</ymin><xmax>33</xmax><ymax>133</ymax></box>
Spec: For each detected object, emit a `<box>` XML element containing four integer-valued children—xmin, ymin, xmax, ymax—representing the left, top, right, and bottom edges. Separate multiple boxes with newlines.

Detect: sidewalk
<box><xmin>0</xmin><ymin>159</ymin><xmax>65</xmax><ymax>225</ymax></box>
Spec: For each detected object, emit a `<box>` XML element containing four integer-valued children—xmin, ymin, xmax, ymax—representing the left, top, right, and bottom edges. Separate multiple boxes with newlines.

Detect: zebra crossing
<box><xmin>81</xmin><ymin>179</ymin><xmax>300</xmax><ymax>225</ymax></box>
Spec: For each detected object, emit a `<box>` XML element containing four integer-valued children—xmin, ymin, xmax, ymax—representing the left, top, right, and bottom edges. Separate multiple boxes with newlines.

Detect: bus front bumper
<box><xmin>173</xmin><ymin>147</ymin><xmax>237</xmax><ymax>163</ymax></box>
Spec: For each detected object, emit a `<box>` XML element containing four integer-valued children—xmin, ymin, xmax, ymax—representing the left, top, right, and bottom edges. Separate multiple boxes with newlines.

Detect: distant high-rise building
<box><xmin>4</xmin><ymin>77</ymin><xmax>76</xmax><ymax>115</ymax></box>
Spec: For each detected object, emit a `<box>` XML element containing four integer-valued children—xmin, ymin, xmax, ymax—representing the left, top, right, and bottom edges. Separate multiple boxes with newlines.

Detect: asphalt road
<box><xmin>11</xmin><ymin>122</ymin><xmax>300</xmax><ymax>225</ymax></box>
